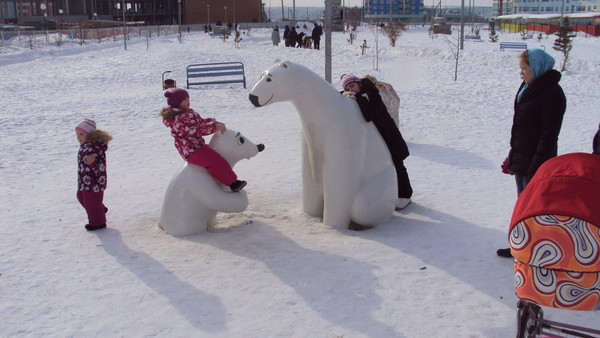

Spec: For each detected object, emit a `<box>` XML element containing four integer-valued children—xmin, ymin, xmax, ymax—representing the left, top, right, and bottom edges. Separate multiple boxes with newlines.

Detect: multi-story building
<box><xmin>0</xmin><ymin>0</ymin><xmax>264</xmax><ymax>27</ymax></box>
<box><xmin>364</xmin><ymin>0</ymin><xmax>425</xmax><ymax>21</ymax></box>
<box><xmin>185</xmin><ymin>0</ymin><xmax>264</xmax><ymax>25</ymax></box>
<box><xmin>0</xmin><ymin>0</ymin><xmax>180</xmax><ymax>26</ymax></box>
<box><xmin>493</xmin><ymin>0</ymin><xmax>599</xmax><ymax>16</ymax></box>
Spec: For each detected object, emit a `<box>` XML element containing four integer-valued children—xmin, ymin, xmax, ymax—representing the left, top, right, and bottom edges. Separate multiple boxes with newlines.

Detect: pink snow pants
<box><xmin>186</xmin><ymin>146</ymin><xmax>237</xmax><ymax>186</ymax></box>
<box><xmin>77</xmin><ymin>191</ymin><xmax>106</xmax><ymax>226</ymax></box>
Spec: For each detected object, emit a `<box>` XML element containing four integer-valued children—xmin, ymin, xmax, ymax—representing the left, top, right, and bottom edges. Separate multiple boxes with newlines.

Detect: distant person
<box><xmin>296</xmin><ymin>32</ymin><xmax>305</xmax><ymax>48</ymax></box>
<box><xmin>283</xmin><ymin>25</ymin><xmax>290</xmax><ymax>47</ymax></box>
<box><xmin>340</xmin><ymin>74</ymin><xmax>413</xmax><ymax>210</ymax></box>
<box><xmin>498</xmin><ymin>49</ymin><xmax>566</xmax><ymax>258</ymax></box>
<box><xmin>75</xmin><ymin>119</ymin><xmax>113</xmax><ymax>231</ymax></box>
<box><xmin>312</xmin><ymin>23</ymin><xmax>322</xmax><ymax>50</ymax></box>
<box><xmin>271</xmin><ymin>26</ymin><xmax>281</xmax><ymax>46</ymax></box>
<box><xmin>160</xmin><ymin>88</ymin><xmax>247</xmax><ymax>192</ymax></box>
<box><xmin>287</xmin><ymin>27</ymin><xmax>298</xmax><ymax>48</ymax></box>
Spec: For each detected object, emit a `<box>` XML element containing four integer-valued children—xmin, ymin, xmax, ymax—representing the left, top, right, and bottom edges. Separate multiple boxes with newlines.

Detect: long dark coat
<box><xmin>355</xmin><ymin>78</ymin><xmax>409</xmax><ymax>160</ymax></box>
<box><xmin>354</xmin><ymin>78</ymin><xmax>412</xmax><ymax>198</ymax></box>
<box><xmin>507</xmin><ymin>69</ymin><xmax>566</xmax><ymax>177</ymax></box>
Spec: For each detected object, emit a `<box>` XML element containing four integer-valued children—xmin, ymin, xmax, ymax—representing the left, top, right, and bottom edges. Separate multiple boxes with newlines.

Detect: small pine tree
<box><xmin>537</xmin><ymin>32</ymin><xmax>543</xmax><ymax>42</ymax></box>
<box><xmin>553</xmin><ymin>19</ymin><xmax>576</xmax><ymax>72</ymax></box>
<box><xmin>489</xmin><ymin>27</ymin><xmax>499</xmax><ymax>43</ymax></box>
<box><xmin>347</xmin><ymin>32</ymin><xmax>356</xmax><ymax>45</ymax></box>
<box><xmin>234</xmin><ymin>30</ymin><xmax>243</xmax><ymax>48</ymax></box>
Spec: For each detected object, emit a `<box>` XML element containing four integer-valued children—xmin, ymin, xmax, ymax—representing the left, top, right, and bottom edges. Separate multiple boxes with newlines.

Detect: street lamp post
<box><xmin>206</xmin><ymin>4</ymin><xmax>210</xmax><ymax>24</ymax></box>
<box><xmin>122</xmin><ymin>0</ymin><xmax>127</xmax><ymax>50</ymax></box>
<box><xmin>224</xmin><ymin>6</ymin><xmax>227</xmax><ymax>24</ymax></box>
<box><xmin>40</xmin><ymin>3</ymin><xmax>48</xmax><ymax>43</ymax></box>
<box><xmin>178</xmin><ymin>0</ymin><xmax>182</xmax><ymax>42</ymax></box>
<box><xmin>58</xmin><ymin>9</ymin><xmax>64</xmax><ymax>44</ymax></box>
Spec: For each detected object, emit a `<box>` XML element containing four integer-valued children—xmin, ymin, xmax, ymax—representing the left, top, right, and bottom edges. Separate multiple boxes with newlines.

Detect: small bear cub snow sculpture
<box><xmin>159</xmin><ymin>129</ymin><xmax>264</xmax><ymax>236</ymax></box>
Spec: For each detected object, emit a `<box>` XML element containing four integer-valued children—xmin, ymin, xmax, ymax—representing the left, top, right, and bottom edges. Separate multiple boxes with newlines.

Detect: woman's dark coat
<box><xmin>508</xmin><ymin>69</ymin><xmax>566</xmax><ymax>177</ymax></box>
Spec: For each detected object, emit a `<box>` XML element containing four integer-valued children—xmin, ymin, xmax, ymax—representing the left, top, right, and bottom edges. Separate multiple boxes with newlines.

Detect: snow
<box><xmin>1</xmin><ymin>26</ymin><xmax>599</xmax><ymax>337</ymax></box>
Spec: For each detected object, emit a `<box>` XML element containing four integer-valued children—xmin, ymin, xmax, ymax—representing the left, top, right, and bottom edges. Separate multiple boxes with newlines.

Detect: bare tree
<box><xmin>444</xmin><ymin>35</ymin><xmax>460</xmax><ymax>81</ymax></box>
<box><xmin>26</xmin><ymin>32</ymin><xmax>38</xmax><ymax>50</ymax></box>
<box><xmin>382</xmin><ymin>22</ymin><xmax>407</xmax><ymax>47</ymax></box>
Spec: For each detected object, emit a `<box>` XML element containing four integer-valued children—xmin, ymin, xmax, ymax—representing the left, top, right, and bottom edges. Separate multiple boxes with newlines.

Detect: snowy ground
<box><xmin>1</xmin><ymin>25</ymin><xmax>599</xmax><ymax>337</ymax></box>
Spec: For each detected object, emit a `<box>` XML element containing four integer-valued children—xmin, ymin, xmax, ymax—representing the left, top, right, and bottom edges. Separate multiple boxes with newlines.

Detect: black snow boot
<box><xmin>85</xmin><ymin>224</ymin><xmax>107</xmax><ymax>231</ymax></box>
<box><xmin>229</xmin><ymin>180</ymin><xmax>247</xmax><ymax>192</ymax></box>
<box><xmin>496</xmin><ymin>248</ymin><xmax>513</xmax><ymax>258</ymax></box>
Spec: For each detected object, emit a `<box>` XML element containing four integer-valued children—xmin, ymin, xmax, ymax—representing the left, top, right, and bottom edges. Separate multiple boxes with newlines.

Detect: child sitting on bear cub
<box><xmin>161</xmin><ymin>88</ymin><xmax>246</xmax><ymax>192</ymax></box>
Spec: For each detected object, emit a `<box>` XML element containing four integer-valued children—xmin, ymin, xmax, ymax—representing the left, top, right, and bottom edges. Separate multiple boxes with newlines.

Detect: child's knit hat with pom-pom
<box><xmin>165</xmin><ymin>88</ymin><xmax>189</xmax><ymax>108</ymax></box>
<box><xmin>341</xmin><ymin>74</ymin><xmax>361</xmax><ymax>91</ymax></box>
<box><xmin>75</xmin><ymin>118</ymin><xmax>96</xmax><ymax>134</ymax></box>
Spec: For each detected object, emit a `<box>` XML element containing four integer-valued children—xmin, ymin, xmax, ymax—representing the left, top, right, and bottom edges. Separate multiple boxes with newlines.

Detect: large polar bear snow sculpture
<box><xmin>249</xmin><ymin>61</ymin><xmax>397</xmax><ymax>230</ymax></box>
<box><xmin>158</xmin><ymin>129</ymin><xmax>265</xmax><ymax>236</ymax></box>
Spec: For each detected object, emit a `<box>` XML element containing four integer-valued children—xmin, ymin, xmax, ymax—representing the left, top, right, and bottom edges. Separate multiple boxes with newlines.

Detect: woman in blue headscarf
<box><xmin>497</xmin><ymin>48</ymin><xmax>566</xmax><ymax>258</ymax></box>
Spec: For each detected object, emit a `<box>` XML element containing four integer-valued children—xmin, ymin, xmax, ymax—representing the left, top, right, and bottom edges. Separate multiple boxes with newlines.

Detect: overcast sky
<box><xmin>267</xmin><ymin>0</ymin><xmax>493</xmax><ymax>9</ymax></box>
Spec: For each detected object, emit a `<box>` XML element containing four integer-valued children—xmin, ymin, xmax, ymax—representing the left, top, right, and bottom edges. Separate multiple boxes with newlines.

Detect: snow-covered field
<box><xmin>1</xmin><ymin>25</ymin><xmax>598</xmax><ymax>337</ymax></box>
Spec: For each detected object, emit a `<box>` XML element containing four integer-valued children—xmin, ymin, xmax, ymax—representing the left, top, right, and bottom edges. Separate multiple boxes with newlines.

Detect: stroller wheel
<box><xmin>516</xmin><ymin>300</ymin><xmax>543</xmax><ymax>338</ymax></box>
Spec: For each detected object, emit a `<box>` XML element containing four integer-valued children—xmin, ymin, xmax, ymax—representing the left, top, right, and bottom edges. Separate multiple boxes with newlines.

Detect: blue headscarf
<box><xmin>517</xmin><ymin>48</ymin><xmax>556</xmax><ymax>102</ymax></box>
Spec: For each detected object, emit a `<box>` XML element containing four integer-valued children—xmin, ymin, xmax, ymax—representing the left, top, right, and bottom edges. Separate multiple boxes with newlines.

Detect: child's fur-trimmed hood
<box><xmin>160</xmin><ymin>107</ymin><xmax>189</xmax><ymax>120</ymax></box>
<box><xmin>86</xmin><ymin>130</ymin><xmax>113</xmax><ymax>144</ymax></box>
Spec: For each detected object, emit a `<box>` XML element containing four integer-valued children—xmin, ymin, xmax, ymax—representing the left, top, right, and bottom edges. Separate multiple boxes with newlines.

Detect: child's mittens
<box><xmin>501</xmin><ymin>157</ymin><xmax>514</xmax><ymax>175</ymax></box>
<box><xmin>85</xmin><ymin>154</ymin><xmax>97</xmax><ymax>166</ymax></box>
<box><xmin>342</xmin><ymin>91</ymin><xmax>356</xmax><ymax>100</ymax></box>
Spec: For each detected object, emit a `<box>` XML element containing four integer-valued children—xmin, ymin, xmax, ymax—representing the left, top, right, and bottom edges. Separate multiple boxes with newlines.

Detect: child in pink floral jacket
<box><xmin>75</xmin><ymin>118</ymin><xmax>113</xmax><ymax>231</ymax></box>
<box><xmin>160</xmin><ymin>88</ymin><xmax>246</xmax><ymax>192</ymax></box>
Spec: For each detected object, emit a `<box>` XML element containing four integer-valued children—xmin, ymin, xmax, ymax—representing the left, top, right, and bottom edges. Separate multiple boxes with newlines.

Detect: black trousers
<box><xmin>394</xmin><ymin>159</ymin><xmax>413</xmax><ymax>199</ymax></box>
<box><xmin>376</xmin><ymin>119</ymin><xmax>412</xmax><ymax>199</ymax></box>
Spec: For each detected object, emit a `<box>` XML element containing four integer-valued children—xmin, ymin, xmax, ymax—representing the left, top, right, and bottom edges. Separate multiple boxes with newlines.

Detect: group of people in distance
<box><xmin>271</xmin><ymin>22</ymin><xmax>322</xmax><ymax>50</ymax></box>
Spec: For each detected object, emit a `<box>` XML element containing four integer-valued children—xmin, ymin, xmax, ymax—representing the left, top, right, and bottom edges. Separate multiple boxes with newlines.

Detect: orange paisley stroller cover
<box><xmin>509</xmin><ymin>152</ymin><xmax>600</xmax><ymax>311</ymax></box>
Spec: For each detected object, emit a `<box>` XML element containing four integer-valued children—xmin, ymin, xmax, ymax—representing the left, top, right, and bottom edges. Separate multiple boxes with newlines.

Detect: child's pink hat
<box><xmin>341</xmin><ymin>74</ymin><xmax>361</xmax><ymax>91</ymax></box>
<box><xmin>165</xmin><ymin>88</ymin><xmax>189</xmax><ymax>108</ymax></box>
<box><xmin>75</xmin><ymin>118</ymin><xmax>97</xmax><ymax>134</ymax></box>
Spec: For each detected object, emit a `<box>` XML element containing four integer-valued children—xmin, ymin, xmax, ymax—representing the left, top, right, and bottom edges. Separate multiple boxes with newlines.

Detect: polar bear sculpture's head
<box><xmin>249</xmin><ymin>60</ymin><xmax>310</xmax><ymax>107</ymax></box>
<box><xmin>209</xmin><ymin>129</ymin><xmax>265</xmax><ymax>167</ymax></box>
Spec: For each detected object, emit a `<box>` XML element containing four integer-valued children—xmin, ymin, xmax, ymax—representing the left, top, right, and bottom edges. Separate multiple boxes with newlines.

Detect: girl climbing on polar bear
<box><xmin>340</xmin><ymin>74</ymin><xmax>413</xmax><ymax>210</ymax></box>
<box><xmin>249</xmin><ymin>60</ymin><xmax>405</xmax><ymax>230</ymax></box>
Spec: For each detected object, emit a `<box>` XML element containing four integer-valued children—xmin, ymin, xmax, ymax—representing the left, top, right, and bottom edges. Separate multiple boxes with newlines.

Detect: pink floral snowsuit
<box><xmin>162</xmin><ymin>108</ymin><xmax>237</xmax><ymax>185</ymax></box>
<box><xmin>77</xmin><ymin>141</ymin><xmax>108</xmax><ymax>226</ymax></box>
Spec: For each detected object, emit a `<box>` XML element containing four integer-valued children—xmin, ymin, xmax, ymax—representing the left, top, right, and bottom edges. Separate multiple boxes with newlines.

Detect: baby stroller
<box><xmin>508</xmin><ymin>149</ymin><xmax>600</xmax><ymax>337</ymax></box>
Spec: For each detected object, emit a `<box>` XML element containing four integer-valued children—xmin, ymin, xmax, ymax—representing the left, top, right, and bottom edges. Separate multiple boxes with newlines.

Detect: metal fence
<box><xmin>0</xmin><ymin>25</ymin><xmax>181</xmax><ymax>48</ymax></box>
